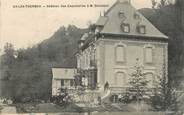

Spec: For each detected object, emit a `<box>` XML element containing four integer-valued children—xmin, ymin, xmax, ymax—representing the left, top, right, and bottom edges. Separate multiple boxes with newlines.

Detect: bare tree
<box><xmin>151</xmin><ymin>0</ymin><xmax>157</xmax><ymax>9</ymax></box>
<box><xmin>158</xmin><ymin>0</ymin><xmax>168</xmax><ymax>8</ymax></box>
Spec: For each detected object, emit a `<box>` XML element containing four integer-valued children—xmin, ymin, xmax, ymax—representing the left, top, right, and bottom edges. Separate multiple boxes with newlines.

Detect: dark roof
<box><xmin>96</xmin><ymin>16</ymin><xmax>108</xmax><ymax>26</ymax></box>
<box><xmin>96</xmin><ymin>1</ymin><xmax>168</xmax><ymax>39</ymax></box>
<box><xmin>77</xmin><ymin>1</ymin><xmax>169</xmax><ymax>52</ymax></box>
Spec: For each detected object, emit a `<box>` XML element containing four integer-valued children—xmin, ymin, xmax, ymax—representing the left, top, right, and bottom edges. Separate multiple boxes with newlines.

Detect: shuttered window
<box><xmin>145</xmin><ymin>47</ymin><xmax>153</xmax><ymax>63</ymax></box>
<box><xmin>116</xmin><ymin>46</ymin><xmax>125</xmax><ymax>62</ymax></box>
<box><xmin>61</xmin><ymin>79</ymin><xmax>64</xmax><ymax>86</ymax></box>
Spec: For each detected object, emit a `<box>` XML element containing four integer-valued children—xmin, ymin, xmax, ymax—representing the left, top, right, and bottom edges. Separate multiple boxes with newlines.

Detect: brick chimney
<box><xmin>118</xmin><ymin>0</ymin><xmax>131</xmax><ymax>4</ymax></box>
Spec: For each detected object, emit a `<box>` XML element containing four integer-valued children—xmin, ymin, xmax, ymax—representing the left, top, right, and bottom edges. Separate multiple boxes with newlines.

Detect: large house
<box><xmin>76</xmin><ymin>0</ymin><xmax>168</xmax><ymax>93</ymax></box>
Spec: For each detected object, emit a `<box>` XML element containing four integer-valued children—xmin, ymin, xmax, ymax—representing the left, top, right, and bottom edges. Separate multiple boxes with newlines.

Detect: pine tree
<box><xmin>129</xmin><ymin>59</ymin><xmax>149</xmax><ymax>102</ymax></box>
<box><xmin>150</xmin><ymin>64</ymin><xmax>178</xmax><ymax>111</ymax></box>
<box><xmin>128</xmin><ymin>59</ymin><xmax>150</xmax><ymax>111</ymax></box>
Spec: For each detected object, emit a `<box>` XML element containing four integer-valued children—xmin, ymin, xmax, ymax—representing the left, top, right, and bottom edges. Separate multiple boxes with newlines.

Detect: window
<box><xmin>121</xmin><ymin>23</ymin><xmax>130</xmax><ymax>33</ymax></box>
<box><xmin>85</xmin><ymin>53</ymin><xmax>88</xmax><ymax>68</ymax></box>
<box><xmin>90</xmin><ymin>49</ymin><xmax>96</xmax><ymax>67</ymax></box>
<box><xmin>115</xmin><ymin>45</ymin><xmax>125</xmax><ymax>62</ymax></box>
<box><xmin>57</xmin><ymin>80</ymin><xmax>61</xmax><ymax>88</ymax></box>
<box><xmin>70</xmin><ymin>79</ymin><xmax>74</xmax><ymax>86</ymax></box>
<box><xmin>137</xmin><ymin>25</ymin><xmax>146</xmax><ymax>34</ymax></box>
<box><xmin>64</xmin><ymin>80</ymin><xmax>70</xmax><ymax>87</ymax></box>
<box><xmin>81</xmin><ymin>55</ymin><xmax>84</xmax><ymax>68</ymax></box>
<box><xmin>145</xmin><ymin>47</ymin><xmax>153</xmax><ymax>63</ymax></box>
<box><xmin>61</xmin><ymin>79</ymin><xmax>64</xmax><ymax>86</ymax></box>
<box><xmin>115</xmin><ymin>72</ymin><xmax>126</xmax><ymax>87</ymax></box>
<box><xmin>77</xmin><ymin>56</ymin><xmax>80</xmax><ymax>68</ymax></box>
<box><xmin>118</xmin><ymin>11</ymin><xmax>126</xmax><ymax>19</ymax></box>
<box><xmin>134</xmin><ymin>13</ymin><xmax>140</xmax><ymax>20</ymax></box>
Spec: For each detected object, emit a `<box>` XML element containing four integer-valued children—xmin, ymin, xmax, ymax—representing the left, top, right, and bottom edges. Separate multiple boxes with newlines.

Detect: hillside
<box><xmin>0</xmin><ymin>25</ymin><xmax>87</xmax><ymax>101</ymax></box>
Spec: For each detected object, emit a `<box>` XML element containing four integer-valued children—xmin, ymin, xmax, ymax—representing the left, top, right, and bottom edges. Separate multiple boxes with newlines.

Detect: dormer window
<box><xmin>118</xmin><ymin>11</ymin><xmax>126</xmax><ymax>19</ymax></box>
<box><xmin>137</xmin><ymin>25</ymin><xmax>146</xmax><ymax>34</ymax></box>
<box><xmin>134</xmin><ymin>13</ymin><xmax>140</xmax><ymax>20</ymax></box>
<box><xmin>121</xmin><ymin>23</ymin><xmax>130</xmax><ymax>33</ymax></box>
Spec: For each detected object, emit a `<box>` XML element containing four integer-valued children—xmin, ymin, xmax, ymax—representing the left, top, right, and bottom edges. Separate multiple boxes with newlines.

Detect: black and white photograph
<box><xmin>0</xmin><ymin>0</ymin><xmax>184</xmax><ymax>114</ymax></box>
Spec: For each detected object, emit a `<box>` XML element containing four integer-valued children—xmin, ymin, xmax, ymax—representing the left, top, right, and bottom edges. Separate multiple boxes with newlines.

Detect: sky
<box><xmin>0</xmin><ymin>0</ymin><xmax>153</xmax><ymax>50</ymax></box>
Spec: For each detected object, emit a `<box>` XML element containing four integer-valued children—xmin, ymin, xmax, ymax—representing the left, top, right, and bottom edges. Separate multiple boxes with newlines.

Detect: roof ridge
<box><xmin>104</xmin><ymin>1</ymin><xmax>119</xmax><ymax>16</ymax></box>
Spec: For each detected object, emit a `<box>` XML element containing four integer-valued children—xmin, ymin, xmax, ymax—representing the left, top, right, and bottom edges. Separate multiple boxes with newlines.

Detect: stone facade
<box><xmin>95</xmin><ymin>38</ymin><xmax>168</xmax><ymax>88</ymax></box>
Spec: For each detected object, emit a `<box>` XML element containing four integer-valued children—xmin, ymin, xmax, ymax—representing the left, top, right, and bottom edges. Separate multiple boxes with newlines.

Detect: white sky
<box><xmin>0</xmin><ymin>0</ymin><xmax>153</xmax><ymax>50</ymax></box>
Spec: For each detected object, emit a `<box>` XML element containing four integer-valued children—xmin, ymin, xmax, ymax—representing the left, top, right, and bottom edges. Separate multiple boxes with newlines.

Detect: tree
<box><xmin>150</xmin><ymin>61</ymin><xmax>178</xmax><ymax>111</ymax></box>
<box><xmin>3</xmin><ymin>43</ymin><xmax>16</xmax><ymax>65</ymax></box>
<box><xmin>128</xmin><ymin>59</ymin><xmax>150</xmax><ymax>111</ymax></box>
<box><xmin>151</xmin><ymin>0</ymin><xmax>157</xmax><ymax>9</ymax></box>
<box><xmin>150</xmin><ymin>74</ymin><xmax>178</xmax><ymax>111</ymax></box>
<box><xmin>1</xmin><ymin>43</ymin><xmax>16</xmax><ymax>80</ymax></box>
<box><xmin>4</xmin><ymin>43</ymin><xmax>15</xmax><ymax>56</ymax></box>
<box><xmin>158</xmin><ymin>0</ymin><xmax>167</xmax><ymax>8</ymax></box>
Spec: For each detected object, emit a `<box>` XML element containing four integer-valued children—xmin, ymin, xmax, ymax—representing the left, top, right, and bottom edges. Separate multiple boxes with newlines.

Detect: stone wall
<box><xmin>97</xmin><ymin>38</ymin><xmax>168</xmax><ymax>88</ymax></box>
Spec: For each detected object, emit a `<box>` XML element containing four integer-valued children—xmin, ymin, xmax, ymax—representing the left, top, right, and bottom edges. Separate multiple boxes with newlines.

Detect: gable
<box><xmin>97</xmin><ymin>1</ymin><xmax>168</xmax><ymax>39</ymax></box>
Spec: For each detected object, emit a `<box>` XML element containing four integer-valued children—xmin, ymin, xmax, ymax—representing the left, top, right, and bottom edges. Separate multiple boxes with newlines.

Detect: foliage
<box><xmin>158</xmin><ymin>0</ymin><xmax>168</xmax><ymax>8</ymax></box>
<box><xmin>127</xmin><ymin>61</ymin><xmax>150</xmax><ymax>102</ymax></box>
<box><xmin>151</xmin><ymin>0</ymin><xmax>157</xmax><ymax>9</ymax></box>
<box><xmin>51</xmin><ymin>88</ymin><xmax>72</xmax><ymax>106</ymax></box>
<box><xmin>0</xmin><ymin>25</ymin><xmax>87</xmax><ymax>102</ymax></box>
<box><xmin>139</xmin><ymin>3</ymin><xmax>184</xmax><ymax>88</ymax></box>
<box><xmin>151</xmin><ymin>0</ymin><xmax>176</xmax><ymax>9</ymax></box>
<box><xmin>150</xmin><ymin>75</ymin><xmax>178</xmax><ymax>111</ymax></box>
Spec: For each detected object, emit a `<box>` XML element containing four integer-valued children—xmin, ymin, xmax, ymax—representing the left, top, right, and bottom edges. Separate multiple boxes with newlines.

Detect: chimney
<box><xmin>118</xmin><ymin>0</ymin><xmax>131</xmax><ymax>4</ymax></box>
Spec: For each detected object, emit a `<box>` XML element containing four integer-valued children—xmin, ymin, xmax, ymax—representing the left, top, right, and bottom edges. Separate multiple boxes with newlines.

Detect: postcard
<box><xmin>0</xmin><ymin>0</ymin><xmax>184</xmax><ymax>114</ymax></box>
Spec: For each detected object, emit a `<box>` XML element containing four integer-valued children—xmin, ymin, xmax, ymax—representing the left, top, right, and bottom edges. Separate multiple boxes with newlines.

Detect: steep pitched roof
<box><xmin>96</xmin><ymin>1</ymin><xmax>168</xmax><ymax>39</ymax></box>
<box><xmin>96</xmin><ymin>16</ymin><xmax>108</xmax><ymax>26</ymax></box>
